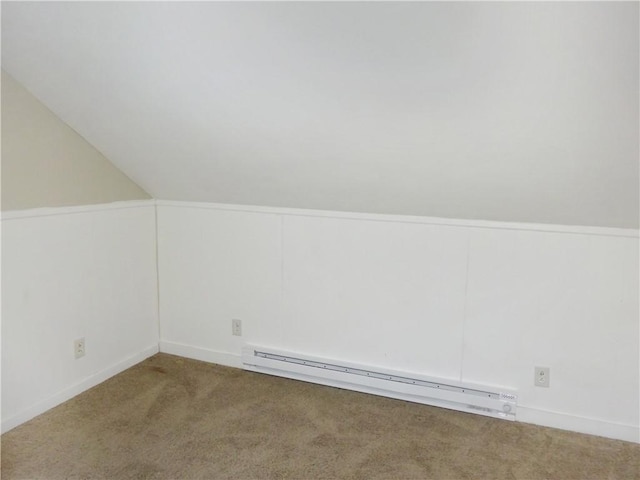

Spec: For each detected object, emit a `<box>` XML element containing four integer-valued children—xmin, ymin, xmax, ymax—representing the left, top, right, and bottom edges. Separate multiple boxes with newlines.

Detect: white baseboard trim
<box><xmin>19</xmin><ymin>340</ymin><xmax>632</xmax><ymax>444</ymax></box>
<box><xmin>1</xmin><ymin>344</ymin><xmax>159</xmax><ymax>434</ymax></box>
<box><xmin>159</xmin><ymin>341</ymin><xmax>243</xmax><ymax>369</ymax></box>
<box><xmin>157</xmin><ymin>342</ymin><xmax>638</xmax><ymax>444</ymax></box>
<box><xmin>517</xmin><ymin>405</ymin><xmax>639</xmax><ymax>444</ymax></box>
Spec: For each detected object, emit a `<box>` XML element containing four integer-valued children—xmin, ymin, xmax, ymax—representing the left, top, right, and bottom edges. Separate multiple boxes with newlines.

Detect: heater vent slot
<box><xmin>255</xmin><ymin>351</ymin><xmax>500</xmax><ymax>400</ymax></box>
<box><xmin>243</xmin><ymin>346</ymin><xmax>518</xmax><ymax>421</ymax></box>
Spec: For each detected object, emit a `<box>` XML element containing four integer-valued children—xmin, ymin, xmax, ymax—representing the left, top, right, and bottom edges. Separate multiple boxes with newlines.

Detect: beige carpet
<box><xmin>2</xmin><ymin>353</ymin><xmax>638</xmax><ymax>479</ymax></box>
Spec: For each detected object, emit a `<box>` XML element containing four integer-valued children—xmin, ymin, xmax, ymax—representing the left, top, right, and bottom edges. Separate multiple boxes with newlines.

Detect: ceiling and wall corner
<box><xmin>1</xmin><ymin>2</ymin><xmax>638</xmax><ymax>227</ymax></box>
<box><xmin>1</xmin><ymin>70</ymin><xmax>150</xmax><ymax>211</ymax></box>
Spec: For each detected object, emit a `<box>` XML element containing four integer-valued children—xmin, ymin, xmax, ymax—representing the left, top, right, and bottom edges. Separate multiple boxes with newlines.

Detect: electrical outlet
<box><xmin>74</xmin><ymin>338</ymin><xmax>86</xmax><ymax>359</ymax></box>
<box><xmin>232</xmin><ymin>319</ymin><xmax>242</xmax><ymax>336</ymax></box>
<box><xmin>534</xmin><ymin>366</ymin><xmax>550</xmax><ymax>387</ymax></box>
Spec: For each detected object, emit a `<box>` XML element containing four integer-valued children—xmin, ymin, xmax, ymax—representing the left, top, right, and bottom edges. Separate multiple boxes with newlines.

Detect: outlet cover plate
<box><xmin>535</xmin><ymin>366</ymin><xmax>550</xmax><ymax>387</ymax></box>
<box><xmin>74</xmin><ymin>338</ymin><xmax>86</xmax><ymax>359</ymax></box>
<box><xmin>232</xmin><ymin>319</ymin><xmax>242</xmax><ymax>336</ymax></box>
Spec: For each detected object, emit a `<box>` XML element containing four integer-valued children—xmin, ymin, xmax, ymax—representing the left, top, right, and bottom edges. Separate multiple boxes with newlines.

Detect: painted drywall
<box><xmin>1</xmin><ymin>71</ymin><xmax>150</xmax><ymax>211</ymax></box>
<box><xmin>157</xmin><ymin>202</ymin><xmax>639</xmax><ymax>442</ymax></box>
<box><xmin>1</xmin><ymin>202</ymin><xmax>159</xmax><ymax>431</ymax></box>
<box><xmin>2</xmin><ymin>2</ymin><xmax>638</xmax><ymax>227</ymax></box>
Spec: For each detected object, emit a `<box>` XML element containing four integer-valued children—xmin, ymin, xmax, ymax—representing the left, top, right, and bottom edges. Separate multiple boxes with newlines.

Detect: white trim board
<box><xmin>158</xmin><ymin>341</ymin><xmax>243</xmax><ymax>370</ymax></box>
<box><xmin>155</xmin><ymin>200</ymin><xmax>639</xmax><ymax>238</ymax></box>
<box><xmin>4</xmin><ymin>199</ymin><xmax>635</xmax><ymax>237</ymax></box>
<box><xmin>517</xmin><ymin>406</ymin><xmax>640</xmax><ymax>444</ymax></box>
<box><xmin>1</xmin><ymin>200</ymin><xmax>156</xmax><ymax>221</ymax></box>
<box><xmin>1</xmin><ymin>344</ymin><xmax>159</xmax><ymax>434</ymax></box>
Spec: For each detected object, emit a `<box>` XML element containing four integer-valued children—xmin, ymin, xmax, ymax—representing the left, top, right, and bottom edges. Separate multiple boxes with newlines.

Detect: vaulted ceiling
<box><xmin>2</xmin><ymin>2</ymin><xmax>638</xmax><ymax>227</ymax></box>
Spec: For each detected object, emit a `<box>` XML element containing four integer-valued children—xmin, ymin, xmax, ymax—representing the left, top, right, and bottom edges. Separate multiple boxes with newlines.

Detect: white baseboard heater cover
<box><xmin>242</xmin><ymin>345</ymin><xmax>517</xmax><ymax>421</ymax></box>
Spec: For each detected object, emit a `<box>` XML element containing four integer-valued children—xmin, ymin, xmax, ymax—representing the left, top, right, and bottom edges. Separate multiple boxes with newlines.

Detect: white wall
<box><xmin>1</xmin><ymin>202</ymin><xmax>159</xmax><ymax>432</ymax></box>
<box><xmin>3</xmin><ymin>199</ymin><xmax>637</xmax><ymax>441</ymax></box>
<box><xmin>157</xmin><ymin>201</ymin><xmax>639</xmax><ymax>443</ymax></box>
<box><xmin>4</xmin><ymin>2</ymin><xmax>638</xmax><ymax>227</ymax></box>
<box><xmin>1</xmin><ymin>70</ymin><xmax>150</xmax><ymax>211</ymax></box>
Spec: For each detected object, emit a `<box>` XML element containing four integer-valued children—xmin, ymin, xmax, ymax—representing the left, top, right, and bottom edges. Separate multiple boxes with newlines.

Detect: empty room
<box><xmin>1</xmin><ymin>1</ymin><xmax>638</xmax><ymax>479</ymax></box>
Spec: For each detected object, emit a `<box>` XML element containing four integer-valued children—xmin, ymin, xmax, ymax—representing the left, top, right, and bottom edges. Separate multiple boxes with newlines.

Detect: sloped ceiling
<box><xmin>2</xmin><ymin>2</ymin><xmax>638</xmax><ymax>227</ymax></box>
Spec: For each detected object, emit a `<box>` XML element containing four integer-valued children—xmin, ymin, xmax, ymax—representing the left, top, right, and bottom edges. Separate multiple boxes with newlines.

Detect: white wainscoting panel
<box><xmin>1</xmin><ymin>202</ymin><xmax>159</xmax><ymax>432</ymax></box>
<box><xmin>462</xmin><ymin>229</ymin><xmax>639</xmax><ymax>441</ymax></box>
<box><xmin>155</xmin><ymin>201</ymin><xmax>639</xmax><ymax>442</ymax></box>
<box><xmin>157</xmin><ymin>206</ymin><xmax>283</xmax><ymax>356</ymax></box>
<box><xmin>281</xmin><ymin>215</ymin><xmax>469</xmax><ymax>379</ymax></box>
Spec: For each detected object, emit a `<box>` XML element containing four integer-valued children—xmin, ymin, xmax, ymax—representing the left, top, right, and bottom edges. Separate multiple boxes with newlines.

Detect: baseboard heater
<box><xmin>242</xmin><ymin>345</ymin><xmax>517</xmax><ymax>421</ymax></box>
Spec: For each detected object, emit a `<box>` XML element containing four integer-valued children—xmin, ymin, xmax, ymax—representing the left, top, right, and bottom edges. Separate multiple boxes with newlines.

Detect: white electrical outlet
<box><xmin>232</xmin><ymin>319</ymin><xmax>242</xmax><ymax>336</ymax></box>
<box><xmin>74</xmin><ymin>337</ymin><xmax>86</xmax><ymax>359</ymax></box>
<box><xmin>534</xmin><ymin>366</ymin><xmax>550</xmax><ymax>387</ymax></box>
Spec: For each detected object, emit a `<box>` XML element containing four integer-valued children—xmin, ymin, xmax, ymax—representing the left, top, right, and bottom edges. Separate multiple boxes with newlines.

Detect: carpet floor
<box><xmin>2</xmin><ymin>353</ymin><xmax>638</xmax><ymax>479</ymax></box>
